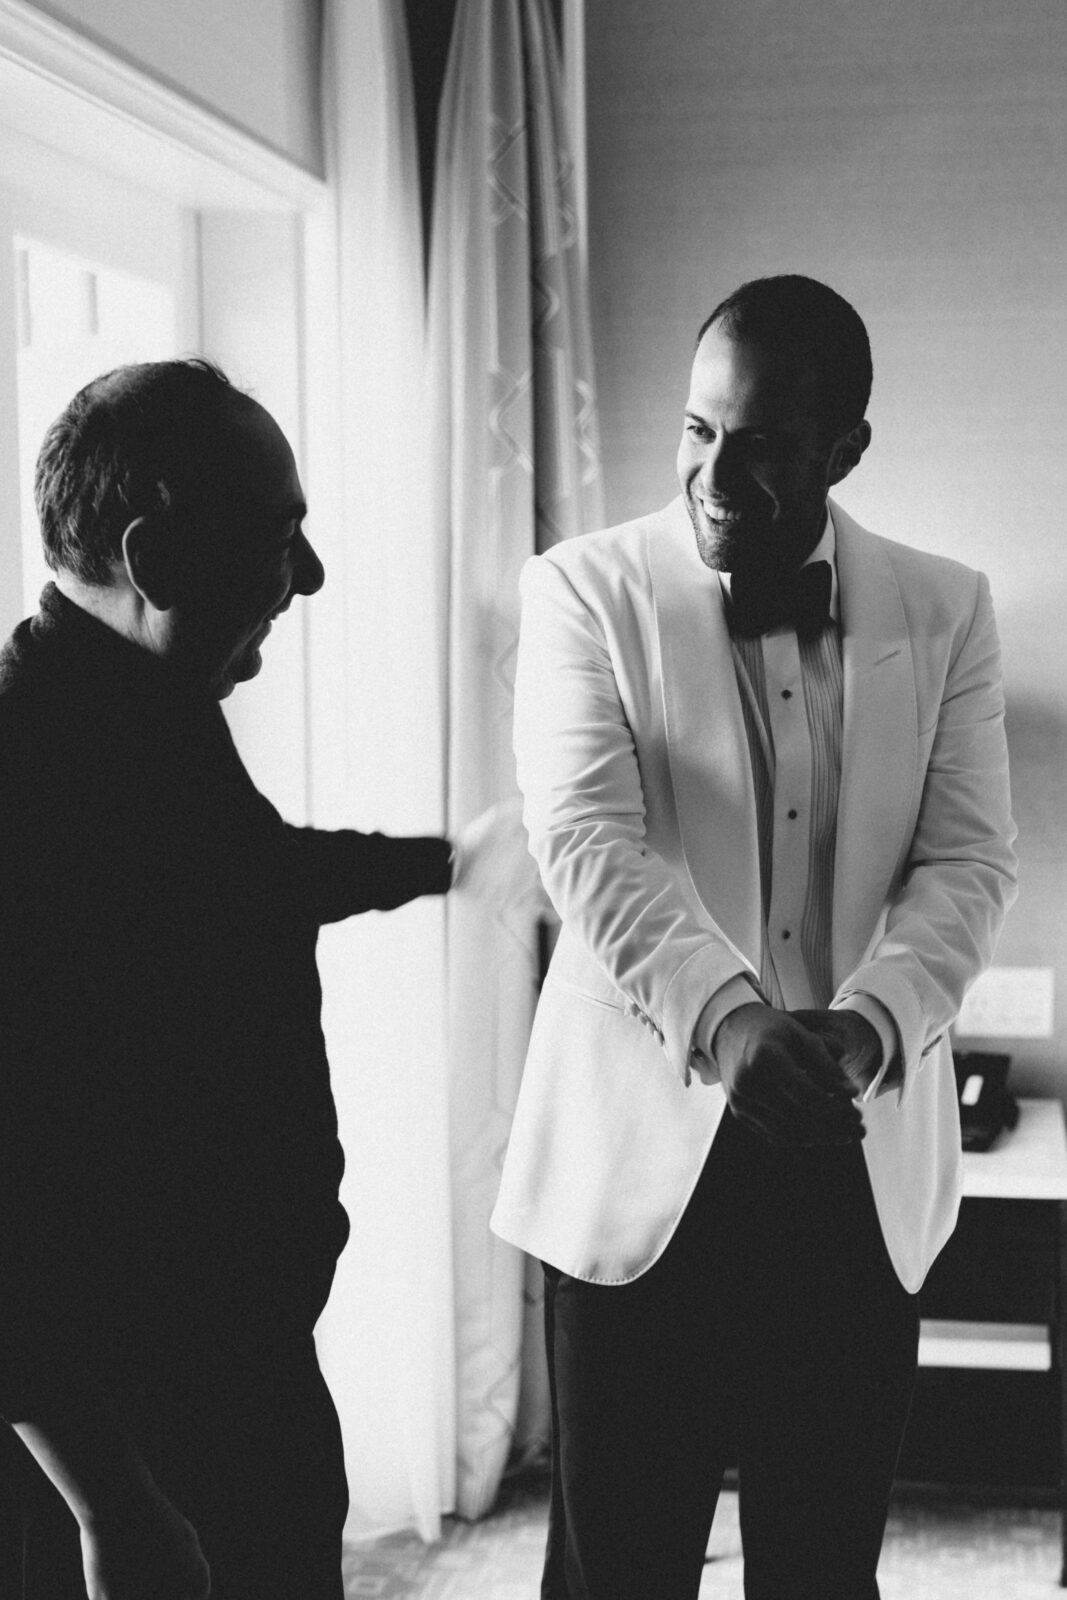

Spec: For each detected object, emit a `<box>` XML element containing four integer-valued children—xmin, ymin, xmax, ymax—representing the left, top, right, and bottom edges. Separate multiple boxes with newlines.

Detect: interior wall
<box><xmin>584</xmin><ymin>0</ymin><xmax>1067</xmax><ymax>1093</ymax></box>
<box><xmin>25</xmin><ymin>0</ymin><xmax>323</xmax><ymax>173</ymax></box>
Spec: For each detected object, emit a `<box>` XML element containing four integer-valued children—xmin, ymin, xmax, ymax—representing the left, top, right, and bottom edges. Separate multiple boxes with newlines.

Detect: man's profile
<box><xmin>0</xmin><ymin>359</ymin><xmax>488</xmax><ymax>1600</ymax></box>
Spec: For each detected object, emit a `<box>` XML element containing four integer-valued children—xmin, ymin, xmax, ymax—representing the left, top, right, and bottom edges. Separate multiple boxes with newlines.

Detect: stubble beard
<box><xmin>685</xmin><ymin>491</ymin><xmax>767</xmax><ymax>576</ymax></box>
<box><xmin>686</xmin><ymin>487</ymin><xmax>826</xmax><ymax>580</ymax></box>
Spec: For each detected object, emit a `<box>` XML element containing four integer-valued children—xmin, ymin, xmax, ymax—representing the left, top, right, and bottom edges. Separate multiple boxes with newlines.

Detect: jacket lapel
<box><xmin>648</xmin><ymin>499</ymin><xmax>763</xmax><ymax>966</ymax></box>
<box><xmin>831</xmin><ymin>502</ymin><xmax>917</xmax><ymax>984</ymax></box>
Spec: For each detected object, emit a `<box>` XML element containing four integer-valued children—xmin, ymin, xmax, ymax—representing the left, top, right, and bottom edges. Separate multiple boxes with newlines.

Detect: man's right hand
<box><xmin>13</xmin><ymin>1413</ymin><xmax>211</xmax><ymax>1600</ymax></box>
<box><xmin>710</xmin><ymin>1002</ymin><xmax>865</xmax><ymax>1147</ymax></box>
<box><xmin>79</xmin><ymin>1479</ymin><xmax>211</xmax><ymax>1600</ymax></box>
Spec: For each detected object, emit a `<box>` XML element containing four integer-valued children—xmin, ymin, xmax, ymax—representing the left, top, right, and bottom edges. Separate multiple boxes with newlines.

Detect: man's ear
<box><xmin>121</xmin><ymin>516</ymin><xmax>179</xmax><ymax>609</ymax></box>
<box><xmin>826</xmin><ymin>420</ymin><xmax>872</xmax><ymax>488</ymax></box>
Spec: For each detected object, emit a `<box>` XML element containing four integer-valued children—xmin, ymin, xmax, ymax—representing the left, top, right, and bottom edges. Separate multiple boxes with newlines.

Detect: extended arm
<box><xmin>283</xmin><ymin>825</ymin><xmax>453</xmax><ymax>924</ymax></box>
<box><xmin>282</xmin><ymin>805</ymin><xmax>541</xmax><ymax>926</ymax></box>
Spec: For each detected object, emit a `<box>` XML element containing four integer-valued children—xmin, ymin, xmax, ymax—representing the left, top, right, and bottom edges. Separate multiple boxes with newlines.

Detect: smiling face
<box><xmin>677</xmin><ymin>324</ymin><xmax>867</xmax><ymax>580</ymax></box>
<box><xmin>175</xmin><ymin>398</ymin><xmax>325</xmax><ymax>699</ymax></box>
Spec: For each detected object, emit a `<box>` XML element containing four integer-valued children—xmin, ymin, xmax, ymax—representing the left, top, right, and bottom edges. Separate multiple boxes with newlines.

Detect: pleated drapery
<box><xmin>315</xmin><ymin>0</ymin><xmax>455</xmax><ymax>1544</ymax></box>
<box><xmin>427</xmin><ymin>0</ymin><xmax>604</xmax><ymax>1521</ymax></box>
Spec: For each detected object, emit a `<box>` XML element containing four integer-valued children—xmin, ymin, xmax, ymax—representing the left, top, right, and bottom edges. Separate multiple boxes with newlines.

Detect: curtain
<box><xmin>428</xmin><ymin>0</ymin><xmax>604</xmax><ymax>1520</ymax></box>
<box><xmin>314</xmin><ymin>0</ymin><xmax>456</xmax><ymax>1544</ymax></box>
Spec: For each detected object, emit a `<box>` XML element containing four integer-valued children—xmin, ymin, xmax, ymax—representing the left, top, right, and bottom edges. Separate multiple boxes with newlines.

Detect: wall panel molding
<box><xmin>0</xmin><ymin>0</ymin><xmax>326</xmax><ymax>211</ymax></box>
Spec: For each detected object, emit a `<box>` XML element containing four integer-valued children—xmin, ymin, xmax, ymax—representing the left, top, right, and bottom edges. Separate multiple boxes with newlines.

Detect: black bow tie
<box><xmin>728</xmin><ymin>561</ymin><xmax>833</xmax><ymax>640</ymax></box>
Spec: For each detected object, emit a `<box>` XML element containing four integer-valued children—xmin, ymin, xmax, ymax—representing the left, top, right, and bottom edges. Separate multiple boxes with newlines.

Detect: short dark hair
<box><xmin>34</xmin><ymin>358</ymin><xmax>251</xmax><ymax>585</ymax></box>
<box><xmin>696</xmin><ymin>275</ymin><xmax>872</xmax><ymax>437</ymax></box>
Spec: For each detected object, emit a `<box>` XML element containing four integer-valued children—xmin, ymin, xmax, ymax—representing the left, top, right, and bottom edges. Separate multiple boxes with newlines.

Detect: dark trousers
<box><xmin>0</xmin><ymin>1337</ymin><xmax>348</xmax><ymax>1600</ymax></box>
<box><xmin>542</xmin><ymin>1111</ymin><xmax>920</xmax><ymax>1600</ymax></box>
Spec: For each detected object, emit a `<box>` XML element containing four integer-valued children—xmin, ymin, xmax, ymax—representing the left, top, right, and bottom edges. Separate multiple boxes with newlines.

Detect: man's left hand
<box><xmin>450</xmin><ymin>798</ymin><xmax>548</xmax><ymax>909</ymax></box>
<box><xmin>790</xmin><ymin>1009</ymin><xmax>883</xmax><ymax>1097</ymax></box>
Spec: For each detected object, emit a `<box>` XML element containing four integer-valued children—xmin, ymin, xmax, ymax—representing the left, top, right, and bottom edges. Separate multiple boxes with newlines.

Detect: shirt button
<box><xmin>782</xmin><ymin>929</ymin><xmax>791</xmax><ymax>940</ymax></box>
<box><xmin>787</xmin><ymin>809</ymin><xmax>798</xmax><ymax>820</ymax></box>
<box><xmin>782</xmin><ymin>689</ymin><xmax>792</xmax><ymax>699</ymax></box>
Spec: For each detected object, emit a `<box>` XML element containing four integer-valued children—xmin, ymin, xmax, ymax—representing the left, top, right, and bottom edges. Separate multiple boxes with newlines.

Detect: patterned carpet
<box><xmin>343</xmin><ymin>1477</ymin><xmax>1066</xmax><ymax>1598</ymax></box>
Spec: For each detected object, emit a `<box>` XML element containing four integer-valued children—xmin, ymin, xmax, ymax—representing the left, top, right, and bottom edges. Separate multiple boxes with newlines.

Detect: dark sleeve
<box><xmin>283</xmin><ymin>827</ymin><xmax>454</xmax><ymax>925</ymax></box>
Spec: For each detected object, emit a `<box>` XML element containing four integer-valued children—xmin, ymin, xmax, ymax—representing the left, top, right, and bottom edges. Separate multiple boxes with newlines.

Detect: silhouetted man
<box><xmin>0</xmin><ymin>359</ymin><xmax>482</xmax><ymax>1599</ymax></box>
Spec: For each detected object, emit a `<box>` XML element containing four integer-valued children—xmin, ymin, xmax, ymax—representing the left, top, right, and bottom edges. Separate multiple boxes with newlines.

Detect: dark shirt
<box><xmin>0</xmin><ymin>585</ymin><xmax>452</xmax><ymax>1424</ymax></box>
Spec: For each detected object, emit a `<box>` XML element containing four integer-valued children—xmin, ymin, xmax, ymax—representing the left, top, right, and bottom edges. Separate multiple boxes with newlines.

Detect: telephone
<box><xmin>952</xmin><ymin>1050</ymin><xmax>1018</xmax><ymax>1152</ymax></box>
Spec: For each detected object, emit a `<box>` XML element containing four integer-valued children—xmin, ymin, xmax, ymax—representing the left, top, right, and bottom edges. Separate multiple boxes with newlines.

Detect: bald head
<box><xmin>35</xmin><ymin>358</ymin><xmax>260</xmax><ymax>587</ymax></box>
<box><xmin>40</xmin><ymin>359</ymin><xmax>325</xmax><ymax>701</ymax></box>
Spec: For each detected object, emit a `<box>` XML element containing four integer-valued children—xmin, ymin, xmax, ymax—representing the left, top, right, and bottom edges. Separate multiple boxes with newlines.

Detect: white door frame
<box><xmin>0</xmin><ymin>0</ymin><xmax>325</xmax><ymax>212</ymax></box>
<box><xmin>0</xmin><ymin>0</ymin><xmax>334</xmax><ymax>821</ymax></box>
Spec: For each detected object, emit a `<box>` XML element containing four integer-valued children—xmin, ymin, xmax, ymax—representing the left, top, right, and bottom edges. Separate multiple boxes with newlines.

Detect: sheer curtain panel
<box><xmin>428</xmin><ymin>0</ymin><xmax>604</xmax><ymax>1521</ymax></box>
<box><xmin>314</xmin><ymin>0</ymin><xmax>455</xmax><ymax>1544</ymax></box>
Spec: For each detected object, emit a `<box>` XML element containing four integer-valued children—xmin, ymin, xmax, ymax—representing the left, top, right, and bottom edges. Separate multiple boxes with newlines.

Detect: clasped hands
<box><xmin>698</xmin><ymin>1002</ymin><xmax>882</xmax><ymax>1147</ymax></box>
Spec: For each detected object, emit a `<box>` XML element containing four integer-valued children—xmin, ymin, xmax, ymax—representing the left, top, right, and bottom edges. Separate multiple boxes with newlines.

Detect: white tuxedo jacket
<box><xmin>491</xmin><ymin>497</ymin><xmax>1018</xmax><ymax>1292</ymax></box>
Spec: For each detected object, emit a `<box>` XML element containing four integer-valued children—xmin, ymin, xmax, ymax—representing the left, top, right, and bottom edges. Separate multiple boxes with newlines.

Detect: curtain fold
<box><xmin>315</xmin><ymin>0</ymin><xmax>455</xmax><ymax>1544</ymax></box>
<box><xmin>428</xmin><ymin>0</ymin><xmax>604</xmax><ymax>1521</ymax></box>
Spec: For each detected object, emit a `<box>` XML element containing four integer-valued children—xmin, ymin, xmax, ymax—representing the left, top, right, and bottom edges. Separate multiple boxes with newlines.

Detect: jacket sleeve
<box><xmin>283</xmin><ymin>826</ymin><xmax>453</xmax><ymax>925</ymax></box>
<box><xmin>835</xmin><ymin>570</ymin><xmax>1018</xmax><ymax>1102</ymax></box>
<box><xmin>218</xmin><ymin>705</ymin><xmax>453</xmax><ymax>926</ymax></box>
<box><xmin>514</xmin><ymin>552</ymin><xmax>757</xmax><ymax>1082</ymax></box>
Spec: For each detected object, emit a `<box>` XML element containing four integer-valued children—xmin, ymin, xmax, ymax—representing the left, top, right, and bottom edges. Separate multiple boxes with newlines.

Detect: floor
<box><xmin>342</xmin><ymin>1477</ymin><xmax>1066</xmax><ymax>1598</ymax></box>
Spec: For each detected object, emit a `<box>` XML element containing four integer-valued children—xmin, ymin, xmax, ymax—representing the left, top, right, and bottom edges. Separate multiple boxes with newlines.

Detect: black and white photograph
<box><xmin>0</xmin><ymin>2</ymin><xmax>1063</xmax><ymax>1597</ymax></box>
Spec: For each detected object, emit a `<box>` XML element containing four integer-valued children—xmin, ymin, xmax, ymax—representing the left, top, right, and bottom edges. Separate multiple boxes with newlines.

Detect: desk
<box><xmin>960</xmin><ymin>1098</ymin><xmax>1067</xmax><ymax>1200</ymax></box>
<box><xmin>906</xmin><ymin>1098</ymin><xmax>1067</xmax><ymax>1582</ymax></box>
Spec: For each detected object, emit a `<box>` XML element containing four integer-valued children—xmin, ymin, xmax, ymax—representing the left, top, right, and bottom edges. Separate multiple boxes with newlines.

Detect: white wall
<box><xmin>584</xmin><ymin>0</ymin><xmax>1067</xmax><ymax>1091</ymax></box>
<box><xmin>27</xmin><ymin>0</ymin><xmax>322</xmax><ymax>173</ymax></box>
<box><xmin>200</xmin><ymin>211</ymin><xmax>312</xmax><ymax>823</ymax></box>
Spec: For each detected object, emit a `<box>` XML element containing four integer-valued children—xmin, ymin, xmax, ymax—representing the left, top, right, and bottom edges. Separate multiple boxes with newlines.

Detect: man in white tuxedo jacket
<box><xmin>491</xmin><ymin>276</ymin><xmax>1017</xmax><ymax>1599</ymax></box>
